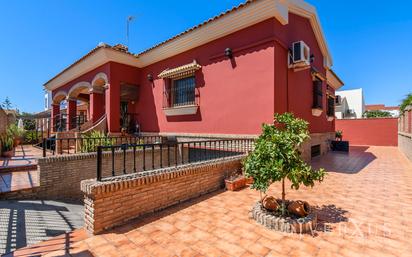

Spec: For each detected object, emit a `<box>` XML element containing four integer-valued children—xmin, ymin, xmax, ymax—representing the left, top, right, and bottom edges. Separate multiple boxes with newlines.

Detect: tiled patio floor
<box><xmin>0</xmin><ymin>145</ymin><xmax>42</xmax><ymax>169</ymax></box>
<box><xmin>6</xmin><ymin>146</ymin><xmax>412</xmax><ymax>257</ymax></box>
<box><xmin>0</xmin><ymin>170</ymin><xmax>39</xmax><ymax>192</ymax></box>
<box><xmin>0</xmin><ymin>145</ymin><xmax>41</xmax><ymax>193</ymax></box>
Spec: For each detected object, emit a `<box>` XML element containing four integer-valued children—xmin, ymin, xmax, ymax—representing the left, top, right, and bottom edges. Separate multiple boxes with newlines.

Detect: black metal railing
<box><xmin>53</xmin><ymin>114</ymin><xmax>88</xmax><ymax>132</ymax></box>
<box><xmin>96</xmin><ymin>138</ymin><xmax>255</xmax><ymax>181</ymax></box>
<box><xmin>53</xmin><ymin>114</ymin><xmax>67</xmax><ymax>132</ymax></box>
<box><xmin>42</xmin><ymin>135</ymin><xmax>163</xmax><ymax>157</ymax></box>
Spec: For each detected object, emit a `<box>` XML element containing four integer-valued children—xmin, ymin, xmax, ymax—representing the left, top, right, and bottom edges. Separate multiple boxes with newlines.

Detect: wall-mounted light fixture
<box><xmin>310</xmin><ymin>54</ymin><xmax>315</xmax><ymax>63</ymax></box>
<box><xmin>225</xmin><ymin>48</ymin><xmax>233</xmax><ymax>59</ymax></box>
<box><xmin>147</xmin><ymin>74</ymin><xmax>154</xmax><ymax>82</ymax></box>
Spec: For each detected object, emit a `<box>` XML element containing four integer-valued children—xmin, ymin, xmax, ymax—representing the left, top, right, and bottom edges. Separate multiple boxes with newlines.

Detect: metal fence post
<box><xmin>42</xmin><ymin>138</ymin><xmax>46</xmax><ymax>157</ymax></box>
<box><xmin>97</xmin><ymin>146</ymin><xmax>102</xmax><ymax>181</ymax></box>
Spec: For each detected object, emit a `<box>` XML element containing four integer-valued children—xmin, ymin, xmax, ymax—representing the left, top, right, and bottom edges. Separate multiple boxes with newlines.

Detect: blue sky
<box><xmin>0</xmin><ymin>0</ymin><xmax>411</xmax><ymax>113</ymax></box>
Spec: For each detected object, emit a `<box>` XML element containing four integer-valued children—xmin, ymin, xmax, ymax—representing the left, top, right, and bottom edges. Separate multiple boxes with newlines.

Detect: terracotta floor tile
<box><xmin>8</xmin><ymin>146</ymin><xmax>412</xmax><ymax>256</ymax></box>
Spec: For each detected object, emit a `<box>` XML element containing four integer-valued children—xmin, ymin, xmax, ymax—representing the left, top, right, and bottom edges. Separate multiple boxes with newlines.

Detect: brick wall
<box><xmin>32</xmin><ymin>147</ymin><xmax>183</xmax><ymax>200</ymax></box>
<box><xmin>81</xmin><ymin>156</ymin><xmax>243</xmax><ymax>235</ymax></box>
<box><xmin>399</xmin><ymin>132</ymin><xmax>412</xmax><ymax>162</ymax></box>
<box><xmin>0</xmin><ymin>109</ymin><xmax>8</xmax><ymax>134</ymax></box>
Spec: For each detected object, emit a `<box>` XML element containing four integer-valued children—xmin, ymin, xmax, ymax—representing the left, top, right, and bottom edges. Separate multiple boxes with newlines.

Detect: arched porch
<box><xmin>50</xmin><ymin>72</ymin><xmax>107</xmax><ymax>132</ymax></box>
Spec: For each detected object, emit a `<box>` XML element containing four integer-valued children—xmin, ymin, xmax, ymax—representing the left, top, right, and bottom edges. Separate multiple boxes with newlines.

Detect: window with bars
<box><xmin>312</xmin><ymin>79</ymin><xmax>323</xmax><ymax>109</ymax></box>
<box><xmin>327</xmin><ymin>95</ymin><xmax>335</xmax><ymax>117</ymax></box>
<box><xmin>171</xmin><ymin>76</ymin><xmax>196</xmax><ymax>107</ymax></box>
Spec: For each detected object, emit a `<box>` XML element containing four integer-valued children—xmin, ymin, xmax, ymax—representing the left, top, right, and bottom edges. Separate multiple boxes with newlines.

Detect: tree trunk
<box><xmin>281</xmin><ymin>178</ymin><xmax>286</xmax><ymax>216</ymax></box>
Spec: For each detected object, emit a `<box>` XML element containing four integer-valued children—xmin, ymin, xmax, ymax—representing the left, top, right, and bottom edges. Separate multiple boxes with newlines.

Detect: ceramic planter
<box><xmin>2</xmin><ymin>149</ymin><xmax>14</xmax><ymax>158</ymax></box>
<box><xmin>225</xmin><ymin>176</ymin><xmax>246</xmax><ymax>191</ymax></box>
<box><xmin>331</xmin><ymin>140</ymin><xmax>349</xmax><ymax>152</ymax></box>
<box><xmin>288</xmin><ymin>200</ymin><xmax>311</xmax><ymax>217</ymax></box>
<box><xmin>13</xmin><ymin>138</ymin><xmax>21</xmax><ymax>147</ymax></box>
<box><xmin>262</xmin><ymin>196</ymin><xmax>279</xmax><ymax>211</ymax></box>
<box><xmin>245</xmin><ymin>176</ymin><xmax>254</xmax><ymax>185</ymax></box>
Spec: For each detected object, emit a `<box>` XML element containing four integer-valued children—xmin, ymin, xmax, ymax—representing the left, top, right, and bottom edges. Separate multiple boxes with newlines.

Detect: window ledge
<box><xmin>327</xmin><ymin>116</ymin><xmax>335</xmax><ymax>121</ymax></box>
<box><xmin>312</xmin><ymin>108</ymin><xmax>323</xmax><ymax>117</ymax></box>
<box><xmin>163</xmin><ymin>105</ymin><xmax>198</xmax><ymax>116</ymax></box>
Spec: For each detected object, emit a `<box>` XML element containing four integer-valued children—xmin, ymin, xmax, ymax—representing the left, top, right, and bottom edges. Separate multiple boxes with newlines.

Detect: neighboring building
<box><xmin>44</xmin><ymin>90</ymin><xmax>52</xmax><ymax>111</ymax></box>
<box><xmin>335</xmin><ymin>88</ymin><xmax>365</xmax><ymax>119</ymax></box>
<box><xmin>43</xmin><ymin>0</ymin><xmax>344</xmax><ymax>157</ymax></box>
<box><xmin>365</xmin><ymin>104</ymin><xmax>400</xmax><ymax>117</ymax></box>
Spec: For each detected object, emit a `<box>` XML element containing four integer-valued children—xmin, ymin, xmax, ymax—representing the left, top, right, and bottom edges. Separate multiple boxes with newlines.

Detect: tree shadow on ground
<box><xmin>312</xmin><ymin>204</ymin><xmax>349</xmax><ymax>235</ymax></box>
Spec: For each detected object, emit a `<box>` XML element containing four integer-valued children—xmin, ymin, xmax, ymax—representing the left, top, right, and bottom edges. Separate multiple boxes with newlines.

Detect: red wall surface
<box><xmin>335</xmin><ymin>118</ymin><xmax>398</xmax><ymax>146</ymax></box>
<box><xmin>51</xmin><ymin>14</ymin><xmax>336</xmax><ymax>135</ymax></box>
<box><xmin>135</xmin><ymin>14</ymin><xmax>335</xmax><ymax>135</ymax></box>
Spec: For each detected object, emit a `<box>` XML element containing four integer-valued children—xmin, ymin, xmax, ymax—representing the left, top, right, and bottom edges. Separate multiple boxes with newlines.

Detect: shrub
<box><xmin>0</xmin><ymin>134</ymin><xmax>14</xmax><ymax>152</ymax></box>
<box><xmin>400</xmin><ymin>93</ymin><xmax>412</xmax><ymax>114</ymax></box>
<box><xmin>7</xmin><ymin>124</ymin><xmax>24</xmax><ymax>139</ymax></box>
<box><xmin>24</xmin><ymin>130</ymin><xmax>39</xmax><ymax>144</ymax></box>
<box><xmin>243</xmin><ymin>113</ymin><xmax>326</xmax><ymax>216</ymax></box>
<box><xmin>80</xmin><ymin>130</ymin><xmax>113</xmax><ymax>153</ymax></box>
<box><xmin>363</xmin><ymin>110</ymin><xmax>392</xmax><ymax>118</ymax></box>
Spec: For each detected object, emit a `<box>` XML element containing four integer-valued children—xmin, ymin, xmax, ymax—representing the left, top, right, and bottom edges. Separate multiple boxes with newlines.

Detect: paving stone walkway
<box><xmin>0</xmin><ymin>200</ymin><xmax>83</xmax><ymax>255</ymax></box>
<box><xmin>6</xmin><ymin>146</ymin><xmax>412</xmax><ymax>257</ymax></box>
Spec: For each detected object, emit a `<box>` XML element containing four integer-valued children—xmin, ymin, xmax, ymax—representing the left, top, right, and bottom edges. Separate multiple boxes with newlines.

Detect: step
<box><xmin>0</xmin><ymin>164</ymin><xmax>38</xmax><ymax>173</ymax></box>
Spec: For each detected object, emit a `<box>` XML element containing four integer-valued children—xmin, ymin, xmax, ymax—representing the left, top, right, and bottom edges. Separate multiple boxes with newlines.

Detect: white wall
<box><xmin>44</xmin><ymin>90</ymin><xmax>52</xmax><ymax>111</ymax></box>
<box><xmin>336</xmin><ymin>88</ymin><xmax>365</xmax><ymax>119</ymax></box>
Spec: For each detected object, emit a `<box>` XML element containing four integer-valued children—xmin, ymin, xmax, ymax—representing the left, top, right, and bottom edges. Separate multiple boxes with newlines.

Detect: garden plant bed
<box><xmin>250</xmin><ymin>201</ymin><xmax>317</xmax><ymax>233</ymax></box>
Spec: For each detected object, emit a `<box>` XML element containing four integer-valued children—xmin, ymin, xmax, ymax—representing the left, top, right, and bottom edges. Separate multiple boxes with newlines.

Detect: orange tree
<box><xmin>243</xmin><ymin>113</ymin><xmax>326</xmax><ymax>216</ymax></box>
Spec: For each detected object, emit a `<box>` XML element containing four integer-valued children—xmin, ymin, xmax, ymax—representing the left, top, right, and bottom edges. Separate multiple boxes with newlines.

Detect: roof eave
<box><xmin>44</xmin><ymin>48</ymin><xmax>141</xmax><ymax>91</ymax></box>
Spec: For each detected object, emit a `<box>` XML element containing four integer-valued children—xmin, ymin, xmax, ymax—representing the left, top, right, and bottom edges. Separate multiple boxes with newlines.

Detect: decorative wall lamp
<box><xmin>225</xmin><ymin>48</ymin><xmax>233</xmax><ymax>59</ymax></box>
<box><xmin>310</xmin><ymin>54</ymin><xmax>315</xmax><ymax>63</ymax></box>
<box><xmin>147</xmin><ymin>74</ymin><xmax>154</xmax><ymax>82</ymax></box>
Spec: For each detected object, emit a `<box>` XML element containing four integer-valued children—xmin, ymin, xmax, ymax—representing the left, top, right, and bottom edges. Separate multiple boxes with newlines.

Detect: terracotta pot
<box><xmin>13</xmin><ymin>138</ymin><xmax>21</xmax><ymax>147</ymax></box>
<box><xmin>262</xmin><ymin>196</ymin><xmax>279</xmax><ymax>211</ymax></box>
<box><xmin>288</xmin><ymin>200</ymin><xmax>311</xmax><ymax>217</ymax></box>
<box><xmin>2</xmin><ymin>149</ymin><xmax>14</xmax><ymax>158</ymax></box>
<box><xmin>245</xmin><ymin>177</ymin><xmax>254</xmax><ymax>185</ymax></box>
<box><xmin>225</xmin><ymin>176</ymin><xmax>246</xmax><ymax>191</ymax></box>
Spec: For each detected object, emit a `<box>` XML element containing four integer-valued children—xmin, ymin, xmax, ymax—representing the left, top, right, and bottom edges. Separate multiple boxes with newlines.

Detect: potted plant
<box><xmin>1</xmin><ymin>134</ymin><xmax>15</xmax><ymax>158</ymax></box>
<box><xmin>224</xmin><ymin>170</ymin><xmax>246</xmax><ymax>191</ymax></box>
<box><xmin>335</xmin><ymin>130</ymin><xmax>343</xmax><ymax>141</ymax></box>
<box><xmin>121</xmin><ymin>127</ymin><xmax>127</xmax><ymax>136</ymax></box>
<box><xmin>7</xmin><ymin>124</ymin><xmax>25</xmax><ymax>146</ymax></box>
<box><xmin>243</xmin><ymin>113</ymin><xmax>326</xmax><ymax>216</ymax></box>
<box><xmin>331</xmin><ymin>130</ymin><xmax>349</xmax><ymax>152</ymax></box>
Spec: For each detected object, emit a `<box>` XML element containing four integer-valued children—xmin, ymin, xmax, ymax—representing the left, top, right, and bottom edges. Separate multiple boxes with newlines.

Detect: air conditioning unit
<box><xmin>289</xmin><ymin>41</ymin><xmax>310</xmax><ymax>69</ymax></box>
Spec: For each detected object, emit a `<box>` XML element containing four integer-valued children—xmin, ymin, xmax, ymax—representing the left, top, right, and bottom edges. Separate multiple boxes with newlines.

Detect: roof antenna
<box><xmin>126</xmin><ymin>16</ymin><xmax>135</xmax><ymax>48</ymax></box>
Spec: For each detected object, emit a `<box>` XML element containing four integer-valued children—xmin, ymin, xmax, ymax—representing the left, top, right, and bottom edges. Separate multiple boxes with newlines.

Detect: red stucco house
<box><xmin>44</xmin><ymin>0</ymin><xmax>343</xmax><ymax>158</ymax></box>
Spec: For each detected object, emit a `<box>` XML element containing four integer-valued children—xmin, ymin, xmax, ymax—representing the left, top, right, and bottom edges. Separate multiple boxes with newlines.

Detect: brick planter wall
<box><xmin>32</xmin><ymin>147</ymin><xmax>184</xmax><ymax>200</ymax></box>
<box><xmin>80</xmin><ymin>156</ymin><xmax>243</xmax><ymax>235</ymax></box>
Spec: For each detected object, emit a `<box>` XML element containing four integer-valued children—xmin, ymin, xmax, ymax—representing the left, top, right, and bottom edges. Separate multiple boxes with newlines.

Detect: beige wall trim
<box><xmin>158</xmin><ymin>60</ymin><xmax>201</xmax><ymax>79</ymax></box>
<box><xmin>326</xmin><ymin>69</ymin><xmax>344</xmax><ymax>90</ymax></box>
<box><xmin>139</xmin><ymin>131</ymin><xmax>258</xmax><ymax>139</ymax></box>
<box><xmin>45</xmin><ymin>48</ymin><xmax>140</xmax><ymax>91</ymax></box>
